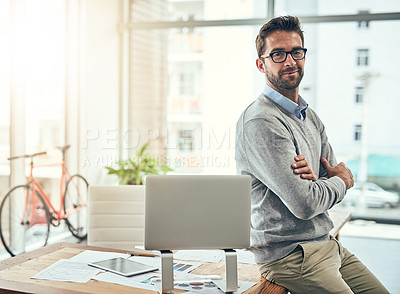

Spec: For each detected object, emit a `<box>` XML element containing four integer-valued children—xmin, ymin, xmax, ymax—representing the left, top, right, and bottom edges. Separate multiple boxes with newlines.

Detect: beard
<box><xmin>265</xmin><ymin>66</ymin><xmax>304</xmax><ymax>91</ymax></box>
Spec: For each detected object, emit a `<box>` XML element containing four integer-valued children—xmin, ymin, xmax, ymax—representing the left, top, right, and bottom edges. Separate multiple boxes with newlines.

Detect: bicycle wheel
<box><xmin>0</xmin><ymin>184</ymin><xmax>50</xmax><ymax>256</ymax></box>
<box><xmin>64</xmin><ymin>174</ymin><xmax>88</xmax><ymax>240</ymax></box>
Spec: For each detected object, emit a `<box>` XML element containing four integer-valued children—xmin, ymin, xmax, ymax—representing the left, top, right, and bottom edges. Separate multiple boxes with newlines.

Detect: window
<box><xmin>357</xmin><ymin>49</ymin><xmax>369</xmax><ymax>66</ymax></box>
<box><xmin>0</xmin><ymin>1</ymin><xmax>10</xmax><ymax>187</ymax></box>
<box><xmin>178</xmin><ymin>129</ymin><xmax>194</xmax><ymax>151</ymax></box>
<box><xmin>354</xmin><ymin>124</ymin><xmax>362</xmax><ymax>141</ymax></box>
<box><xmin>122</xmin><ymin>0</ymin><xmax>400</xmax><ymax>223</ymax></box>
<box><xmin>355</xmin><ymin>87</ymin><xmax>363</xmax><ymax>103</ymax></box>
<box><xmin>358</xmin><ymin>21</ymin><xmax>370</xmax><ymax>29</ymax></box>
<box><xmin>0</xmin><ymin>0</ymin><xmax>75</xmax><ymax>258</ymax></box>
<box><xmin>179</xmin><ymin>72</ymin><xmax>194</xmax><ymax>95</ymax></box>
<box><xmin>166</xmin><ymin>122</ymin><xmax>202</xmax><ymax>173</ymax></box>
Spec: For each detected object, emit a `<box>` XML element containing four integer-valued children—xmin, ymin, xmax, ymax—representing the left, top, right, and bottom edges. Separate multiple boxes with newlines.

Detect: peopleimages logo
<box><xmin>81</xmin><ymin>154</ymin><xmax>230</xmax><ymax>168</ymax></box>
<box><xmin>80</xmin><ymin>127</ymin><xmax>234</xmax><ymax>169</ymax></box>
<box><xmin>82</xmin><ymin>127</ymin><xmax>235</xmax><ymax>151</ymax></box>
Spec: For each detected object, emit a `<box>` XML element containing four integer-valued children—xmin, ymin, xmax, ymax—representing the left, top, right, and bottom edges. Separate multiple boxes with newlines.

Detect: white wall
<box><xmin>78</xmin><ymin>0</ymin><xmax>122</xmax><ymax>185</ymax></box>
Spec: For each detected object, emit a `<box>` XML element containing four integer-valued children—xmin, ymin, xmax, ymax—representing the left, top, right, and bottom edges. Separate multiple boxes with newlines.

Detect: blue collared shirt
<box><xmin>262</xmin><ymin>84</ymin><xmax>308</xmax><ymax>120</ymax></box>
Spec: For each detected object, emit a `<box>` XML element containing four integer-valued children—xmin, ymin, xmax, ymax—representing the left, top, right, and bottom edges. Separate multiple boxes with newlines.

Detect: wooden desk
<box><xmin>0</xmin><ymin>242</ymin><xmax>261</xmax><ymax>294</ymax></box>
<box><xmin>329</xmin><ymin>209</ymin><xmax>352</xmax><ymax>240</ymax></box>
<box><xmin>0</xmin><ymin>243</ymin><xmax>156</xmax><ymax>294</ymax></box>
<box><xmin>0</xmin><ymin>210</ymin><xmax>351</xmax><ymax>294</ymax></box>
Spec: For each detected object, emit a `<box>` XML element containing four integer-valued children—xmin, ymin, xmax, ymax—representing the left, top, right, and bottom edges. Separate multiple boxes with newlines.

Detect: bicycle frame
<box><xmin>22</xmin><ymin>154</ymin><xmax>86</xmax><ymax>225</ymax></box>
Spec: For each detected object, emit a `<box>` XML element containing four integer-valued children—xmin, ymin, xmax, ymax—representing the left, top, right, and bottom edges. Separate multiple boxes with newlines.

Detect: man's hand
<box><xmin>292</xmin><ymin>155</ymin><xmax>318</xmax><ymax>181</ymax></box>
<box><xmin>320</xmin><ymin>158</ymin><xmax>354</xmax><ymax>189</ymax></box>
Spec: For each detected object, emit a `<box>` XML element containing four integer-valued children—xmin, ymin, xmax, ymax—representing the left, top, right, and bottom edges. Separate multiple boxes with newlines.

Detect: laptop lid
<box><xmin>144</xmin><ymin>175</ymin><xmax>251</xmax><ymax>251</ymax></box>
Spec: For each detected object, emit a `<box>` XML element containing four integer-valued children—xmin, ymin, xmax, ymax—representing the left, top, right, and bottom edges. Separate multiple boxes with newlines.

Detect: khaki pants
<box><xmin>258</xmin><ymin>239</ymin><xmax>389</xmax><ymax>294</ymax></box>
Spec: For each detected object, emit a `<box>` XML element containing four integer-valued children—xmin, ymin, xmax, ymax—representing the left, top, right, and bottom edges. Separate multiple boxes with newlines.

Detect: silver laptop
<box><xmin>144</xmin><ymin>175</ymin><xmax>251</xmax><ymax>251</ymax></box>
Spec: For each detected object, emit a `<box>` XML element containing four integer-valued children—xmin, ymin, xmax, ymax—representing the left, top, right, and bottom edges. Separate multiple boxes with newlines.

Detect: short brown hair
<box><xmin>255</xmin><ymin>15</ymin><xmax>304</xmax><ymax>58</ymax></box>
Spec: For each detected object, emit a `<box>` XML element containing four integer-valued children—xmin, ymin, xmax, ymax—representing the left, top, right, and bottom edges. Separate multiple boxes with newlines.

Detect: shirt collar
<box><xmin>262</xmin><ymin>83</ymin><xmax>308</xmax><ymax>120</ymax></box>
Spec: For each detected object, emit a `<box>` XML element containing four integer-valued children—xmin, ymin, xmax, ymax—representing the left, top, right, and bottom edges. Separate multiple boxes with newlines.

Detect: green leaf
<box><xmin>104</xmin><ymin>143</ymin><xmax>173</xmax><ymax>185</ymax></box>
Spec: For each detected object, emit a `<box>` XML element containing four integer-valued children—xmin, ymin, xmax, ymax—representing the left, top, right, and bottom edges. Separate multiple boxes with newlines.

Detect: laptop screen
<box><xmin>144</xmin><ymin>175</ymin><xmax>251</xmax><ymax>251</ymax></box>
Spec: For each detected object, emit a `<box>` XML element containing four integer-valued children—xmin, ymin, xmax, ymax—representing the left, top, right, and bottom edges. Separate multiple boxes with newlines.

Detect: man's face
<box><xmin>259</xmin><ymin>31</ymin><xmax>305</xmax><ymax>92</ymax></box>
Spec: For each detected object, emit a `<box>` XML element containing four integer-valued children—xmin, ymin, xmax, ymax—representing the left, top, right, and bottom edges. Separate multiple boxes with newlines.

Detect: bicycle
<box><xmin>0</xmin><ymin>145</ymin><xmax>89</xmax><ymax>256</ymax></box>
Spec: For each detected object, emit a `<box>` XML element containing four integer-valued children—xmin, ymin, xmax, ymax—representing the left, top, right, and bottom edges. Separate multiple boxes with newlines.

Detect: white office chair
<box><xmin>87</xmin><ymin>185</ymin><xmax>145</xmax><ymax>250</ymax></box>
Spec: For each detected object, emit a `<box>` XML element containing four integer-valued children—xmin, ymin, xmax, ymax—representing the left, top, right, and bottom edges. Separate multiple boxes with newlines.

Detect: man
<box><xmin>235</xmin><ymin>15</ymin><xmax>389</xmax><ymax>293</ymax></box>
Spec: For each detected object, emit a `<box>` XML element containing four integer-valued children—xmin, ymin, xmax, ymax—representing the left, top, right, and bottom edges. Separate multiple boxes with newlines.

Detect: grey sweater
<box><xmin>235</xmin><ymin>93</ymin><xmax>346</xmax><ymax>263</ymax></box>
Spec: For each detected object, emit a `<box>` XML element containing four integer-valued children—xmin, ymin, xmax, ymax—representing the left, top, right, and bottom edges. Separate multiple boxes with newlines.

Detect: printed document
<box><xmin>32</xmin><ymin>259</ymin><xmax>101</xmax><ymax>283</ymax></box>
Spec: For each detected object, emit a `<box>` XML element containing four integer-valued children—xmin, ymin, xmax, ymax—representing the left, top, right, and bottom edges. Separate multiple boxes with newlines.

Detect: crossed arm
<box><xmin>292</xmin><ymin>155</ymin><xmax>354</xmax><ymax>189</ymax></box>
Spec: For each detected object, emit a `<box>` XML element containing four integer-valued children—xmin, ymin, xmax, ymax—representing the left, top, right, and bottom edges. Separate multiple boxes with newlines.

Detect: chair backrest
<box><xmin>87</xmin><ymin>185</ymin><xmax>145</xmax><ymax>250</ymax></box>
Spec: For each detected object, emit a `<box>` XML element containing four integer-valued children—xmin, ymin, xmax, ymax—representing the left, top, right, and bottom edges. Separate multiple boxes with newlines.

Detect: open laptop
<box><xmin>144</xmin><ymin>174</ymin><xmax>251</xmax><ymax>293</ymax></box>
<box><xmin>144</xmin><ymin>174</ymin><xmax>251</xmax><ymax>250</ymax></box>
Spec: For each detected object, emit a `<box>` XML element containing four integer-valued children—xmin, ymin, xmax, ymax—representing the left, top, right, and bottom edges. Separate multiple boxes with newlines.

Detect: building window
<box><xmin>178</xmin><ymin>129</ymin><xmax>194</xmax><ymax>151</ymax></box>
<box><xmin>357</xmin><ymin>49</ymin><xmax>369</xmax><ymax>66</ymax></box>
<box><xmin>179</xmin><ymin>73</ymin><xmax>195</xmax><ymax>95</ymax></box>
<box><xmin>354</xmin><ymin>124</ymin><xmax>362</xmax><ymax>141</ymax></box>
<box><xmin>355</xmin><ymin>87</ymin><xmax>363</xmax><ymax>103</ymax></box>
<box><xmin>358</xmin><ymin>21</ymin><xmax>369</xmax><ymax>29</ymax></box>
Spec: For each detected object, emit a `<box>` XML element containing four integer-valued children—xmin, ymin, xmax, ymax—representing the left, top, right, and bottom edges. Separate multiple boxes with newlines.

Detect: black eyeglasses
<box><xmin>261</xmin><ymin>48</ymin><xmax>307</xmax><ymax>63</ymax></box>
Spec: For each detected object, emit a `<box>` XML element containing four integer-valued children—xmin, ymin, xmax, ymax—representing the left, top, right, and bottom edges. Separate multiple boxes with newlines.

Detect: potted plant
<box><xmin>105</xmin><ymin>142</ymin><xmax>173</xmax><ymax>185</ymax></box>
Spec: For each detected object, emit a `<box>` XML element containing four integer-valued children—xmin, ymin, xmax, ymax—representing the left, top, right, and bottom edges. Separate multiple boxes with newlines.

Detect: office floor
<box><xmin>340</xmin><ymin>235</ymin><xmax>400</xmax><ymax>294</ymax></box>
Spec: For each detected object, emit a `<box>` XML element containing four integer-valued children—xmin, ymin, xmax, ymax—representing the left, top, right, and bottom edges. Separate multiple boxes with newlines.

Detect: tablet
<box><xmin>88</xmin><ymin>257</ymin><xmax>158</xmax><ymax>277</ymax></box>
